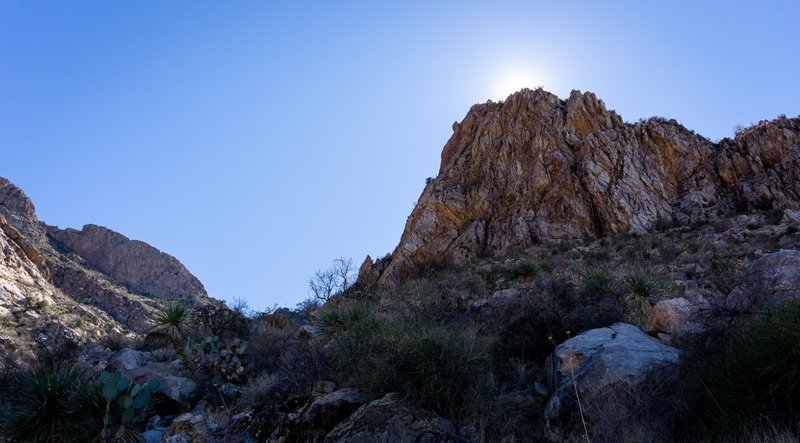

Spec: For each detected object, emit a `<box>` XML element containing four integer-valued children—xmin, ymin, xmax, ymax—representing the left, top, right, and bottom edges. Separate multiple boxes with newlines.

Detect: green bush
<box><xmin>146</xmin><ymin>302</ymin><xmax>193</xmax><ymax>349</ymax></box>
<box><xmin>312</xmin><ymin>303</ymin><xmax>376</xmax><ymax>344</ymax></box>
<box><xmin>1</xmin><ymin>362</ymin><xmax>104</xmax><ymax>443</ymax></box>
<box><xmin>580</xmin><ymin>267</ymin><xmax>619</xmax><ymax>298</ymax></box>
<box><xmin>692</xmin><ymin>302</ymin><xmax>800</xmax><ymax>435</ymax></box>
<box><xmin>621</xmin><ymin>266</ymin><xmax>666</xmax><ymax>318</ymax></box>
<box><xmin>494</xmin><ymin>277</ymin><xmax>624</xmax><ymax>365</ymax></box>
<box><xmin>327</xmin><ymin>311</ymin><xmax>492</xmax><ymax>423</ymax></box>
<box><xmin>506</xmin><ymin>258</ymin><xmax>538</xmax><ymax>281</ymax></box>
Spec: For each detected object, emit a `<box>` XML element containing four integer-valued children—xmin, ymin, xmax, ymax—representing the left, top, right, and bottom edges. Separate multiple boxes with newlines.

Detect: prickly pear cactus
<box><xmin>187</xmin><ymin>335</ymin><xmax>249</xmax><ymax>384</ymax></box>
<box><xmin>99</xmin><ymin>371</ymin><xmax>159</xmax><ymax>441</ymax></box>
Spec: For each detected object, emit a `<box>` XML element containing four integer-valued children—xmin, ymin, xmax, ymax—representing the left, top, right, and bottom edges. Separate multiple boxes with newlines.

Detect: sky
<box><xmin>1</xmin><ymin>1</ymin><xmax>798</xmax><ymax>311</ymax></box>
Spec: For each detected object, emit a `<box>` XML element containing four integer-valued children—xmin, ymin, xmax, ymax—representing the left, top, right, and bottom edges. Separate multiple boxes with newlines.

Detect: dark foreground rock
<box><xmin>545</xmin><ymin>323</ymin><xmax>681</xmax><ymax>442</ymax></box>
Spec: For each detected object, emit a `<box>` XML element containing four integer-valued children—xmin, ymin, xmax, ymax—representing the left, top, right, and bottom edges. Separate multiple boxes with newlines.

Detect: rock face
<box><xmin>0</xmin><ymin>176</ymin><xmax>211</xmax><ymax>362</ymax></box>
<box><xmin>727</xmin><ymin>249</ymin><xmax>800</xmax><ymax>311</ymax></box>
<box><xmin>367</xmin><ymin>89</ymin><xmax>800</xmax><ymax>285</ymax></box>
<box><xmin>324</xmin><ymin>393</ymin><xmax>467</xmax><ymax>443</ymax></box>
<box><xmin>49</xmin><ymin>224</ymin><xmax>207</xmax><ymax>304</ymax></box>
<box><xmin>544</xmin><ymin>323</ymin><xmax>681</xmax><ymax>442</ymax></box>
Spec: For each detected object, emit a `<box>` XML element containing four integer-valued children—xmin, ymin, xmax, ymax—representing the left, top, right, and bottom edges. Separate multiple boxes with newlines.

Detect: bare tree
<box><xmin>308</xmin><ymin>257</ymin><xmax>355</xmax><ymax>302</ymax></box>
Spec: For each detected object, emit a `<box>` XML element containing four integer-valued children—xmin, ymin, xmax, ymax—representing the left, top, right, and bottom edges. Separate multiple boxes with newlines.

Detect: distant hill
<box><xmin>0</xmin><ymin>176</ymin><xmax>211</xmax><ymax>363</ymax></box>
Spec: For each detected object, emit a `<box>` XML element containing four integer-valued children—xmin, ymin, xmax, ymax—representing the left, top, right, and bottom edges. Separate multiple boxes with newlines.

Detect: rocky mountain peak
<box><xmin>364</xmin><ymin>89</ymin><xmax>800</xmax><ymax>285</ymax></box>
<box><xmin>0</xmin><ymin>177</ymin><xmax>37</xmax><ymax>223</ymax></box>
<box><xmin>0</xmin><ymin>176</ymin><xmax>212</xmax><ymax>362</ymax></box>
<box><xmin>48</xmin><ymin>223</ymin><xmax>208</xmax><ymax>304</ymax></box>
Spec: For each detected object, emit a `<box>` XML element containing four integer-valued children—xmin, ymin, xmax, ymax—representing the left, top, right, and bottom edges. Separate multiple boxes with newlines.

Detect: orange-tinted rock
<box><xmin>370</xmin><ymin>89</ymin><xmax>800</xmax><ymax>285</ymax></box>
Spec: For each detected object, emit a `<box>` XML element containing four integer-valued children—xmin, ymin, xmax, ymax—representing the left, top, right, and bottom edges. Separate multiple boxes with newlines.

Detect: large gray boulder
<box><xmin>545</xmin><ymin>323</ymin><xmax>681</xmax><ymax>442</ymax></box>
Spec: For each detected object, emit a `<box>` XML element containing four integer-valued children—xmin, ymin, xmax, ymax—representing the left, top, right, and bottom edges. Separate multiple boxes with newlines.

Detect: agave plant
<box><xmin>152</xmin><ymin>302</ymin><xmax>193</xmax><ymax>347</ymax></box>
<box><xmin>621</xmin><ymin>266</ymin><xmax>666</xmax><ymax>319</ymax></box>
<box><xmin>1</xmin><ymin>362</ymin><xmax>104</xmax><ymax>442</ymax></box>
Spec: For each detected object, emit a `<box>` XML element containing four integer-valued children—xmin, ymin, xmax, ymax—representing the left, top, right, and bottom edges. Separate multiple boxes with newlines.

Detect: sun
<box><xmin>490</xmin><ymin>64</ymin><xmax>546</xmax><ymax>100</ymax></box>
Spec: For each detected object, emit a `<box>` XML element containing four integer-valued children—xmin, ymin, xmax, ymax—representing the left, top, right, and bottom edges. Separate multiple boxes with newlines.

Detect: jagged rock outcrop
<box><xmin>49</xmin><ymin>224</ymin><xmax>207</xmax><ymax>304</ymax></box>
<box><xmin>366</xmin><ymin>89</ymin><xmax>800</xmax><ymax>285</ymax></box>
<box><xmin>0</xmin><ymin>176</ymin><xmax>211</xmax><ymax>362</ymax></box>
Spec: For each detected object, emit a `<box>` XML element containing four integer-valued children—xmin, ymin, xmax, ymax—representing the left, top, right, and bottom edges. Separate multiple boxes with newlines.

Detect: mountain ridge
<box><xmin>359</xmin><ymin>88</ymin><xmax>800</xmax><ymax>286</ymax></box>
<box><xmin>0</xmin><ymin>176</ymin><xmax>211</xmax><ymax>362</ymax></box>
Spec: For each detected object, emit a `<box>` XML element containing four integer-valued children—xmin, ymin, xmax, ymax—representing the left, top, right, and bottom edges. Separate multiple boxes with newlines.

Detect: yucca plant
<box><xmin>581</xmin><ymin>267</ymin><xmax>619</xmax><ymax>299</ymax></box>
<box><xmin>621</xmin><ymin>266</ymin><xmax>665</xmax><ymax>319</ymax></box>
<box><xmin>312</xmin><ymin>303</ymin><xmax>375</xmax><ymax>344</ymax></box>
<box><xmin>152</xmin><ymin>302</ymin><xmax>193</xmax><ymax>348</ymax></box>
<box><xmin>1</xmin><ymin>362</ymin><xmax>104</xmax><ymax>442</ymax></box>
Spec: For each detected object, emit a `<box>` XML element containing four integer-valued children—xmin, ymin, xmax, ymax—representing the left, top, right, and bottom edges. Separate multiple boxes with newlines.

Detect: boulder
<box><xmin>545</xmin><ymin>323</ymin><xmax>681</xmax><ymax>442</ymax></box>
<box><xmin>109</xmin><ymin>348</ymin><xmax>153</xmax><ymax>371</ymax></box>
<box><xmin>125</xmin><ymin>362</ymin><xmax>197</xmax><ymax>405</ymax></box>
<box><xmin>645</xmin><ymin>297</ymin><xmax>707</xmax><ymax>342</ymax></box>
<box><xmin>298</xmin><ymin>388</ymin><xmax>372</xmax><ymax>431</ymax></box>
<box><xmin>162</xmin><ymin>413</ymin><xmax>206</xmax><ymax>443</ymax></box>
<box><xmin>324</xmin><ymin>393</ymin><xmax>468</xmax><ymax>443</ymax></box>
<box><xmin>727</xmin><ymin>249</ymin><xmax>800</xmax><ymax>311</ymax></box>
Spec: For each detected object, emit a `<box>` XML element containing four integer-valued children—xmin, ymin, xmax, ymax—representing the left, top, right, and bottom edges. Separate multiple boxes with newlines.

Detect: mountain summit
<box><xmin>361</xmin><ymin>89</ymin><xmax>800</xmax><ymax>285</ymax></box>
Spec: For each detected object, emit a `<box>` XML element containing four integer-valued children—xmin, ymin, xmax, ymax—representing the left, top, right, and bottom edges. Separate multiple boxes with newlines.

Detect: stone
<box><xmin>363</xmin><ymin>90</ymin><xmax>800</xmax><ymax>285</ymax></box>
<box><xmin>324</xmin><ymin>393</ymin><xmax>468</xmax><ymax>443</ymax></box>
<box><xmin>727</xmin><ymin>249</ymin><xmax>800</xmax><ymax>311</ymax></box>
<box><xmin>125</xmin><ymin>362</ymin><xmax>198</xmax><ymax>405</ymax></box>
<box><xmin>544</xmin><ymin>323</ymin><xmax>681</xmax><ymax>442</ymax></box>
<box><xmin>645</xmin><ymin>297</ymin><xmax>706</xmax><ymax>340</ymax></box>
<box><xmin>141</xmin><ymin>429</ymin><xmax>164</xmax><ymax>443</ymax></box>
<box><xmin>298</xmin><ymin>388</ymin><xmax>371</xmax><ymax>431</ymax></box>
<box><xmin>162</xmin><ymin>413</ymin><xmax>206</xmax><ymax>443</ymax></box>
<box><xmin>109</xmin><ymin>348</ymin><xmax>153</xmax><ymax>371</ymax></box>
<box><xmin>783</xmin><ymin>208</ymin><xmax>800</xmax><ymax>223</ymax></box>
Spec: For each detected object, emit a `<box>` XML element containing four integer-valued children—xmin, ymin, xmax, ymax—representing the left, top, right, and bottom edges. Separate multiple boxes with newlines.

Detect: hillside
<box><xmin>0</xmin><ymin>177</ymin><xmax>211</xmax><ymax>363</ymax></box>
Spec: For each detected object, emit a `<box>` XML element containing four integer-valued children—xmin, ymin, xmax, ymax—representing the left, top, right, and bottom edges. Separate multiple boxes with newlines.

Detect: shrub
<box><xmin>494</xmin><ymin>278</ymin><xmax>624</xmax><ymax>365</ymax></box>
<box><xmin>328</xmin><ymin>313</ymin><xmax>493</xmax><ymax>423</ymax></box>
<box><xmin>580</xmin><ymin>267</ymin><xmax>619</xmax><ymax>299</ymax></box>
<box><xmin>192</xmin><ymin>303</ymin><xmax>249</xmax><ymax>340</ymax></box>
<box><xmin>689</xmin><ymin>302</ymin><xmax>800</xmax><ymax>435</ymax></box>
<box><xmin>0</xmin><ymin>362</ymin><xmax>104</xmax><ymax>442</ymax></box>
<box><xmin>621</xmin><ymin>266</ymin><xmax>666</xmax><ymax>319</ymax></box>
<box><xmin>312</xmin><ymin>303</ymin><xmax>376</xmax><ymax>344</ymax></box>
<box><xmin>708</xmin><ymin>256</ymin><xmax>739</xmax><ymax>295</ymax></box>
<box><xmin>505</xmin><ymin>258</ymin><xmax>538</xmax><ymax>281</ymax></box>
<box><xmin>100</xmin><ymin>332</ymin><xmax>132</xmax><ymax>351</ymax></box>
<box><xmin>148</xmin><ymin>302</ymin><xmax>193</xmax><ymax>349</ymax></box>
<box><xmin>246</xmin><ymin>326</ymin><xmax>328</xmax><ymax>399</ymax></box>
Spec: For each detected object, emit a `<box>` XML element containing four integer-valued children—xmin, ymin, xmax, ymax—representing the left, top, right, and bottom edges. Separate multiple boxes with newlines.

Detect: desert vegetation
<box><xmin>1</xmin><ymin>209</ymin><xmax>799</xmax><ymax>442</ymax></box>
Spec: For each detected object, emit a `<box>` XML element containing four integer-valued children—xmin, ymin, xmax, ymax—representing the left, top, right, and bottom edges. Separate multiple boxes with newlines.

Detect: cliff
<box><xmin>361</xmin><ymin>89</ymin><xmax>800</xmax><ymax>285</ymax></box>
<box><xmin>0</xmin><ymin>177</ymin><xmax>211</xmax><ymax>361</ymax></box>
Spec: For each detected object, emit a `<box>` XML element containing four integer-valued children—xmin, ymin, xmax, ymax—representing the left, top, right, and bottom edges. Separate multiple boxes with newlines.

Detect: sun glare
<box><xmin>490</xmin><ymin>65</ymin><xmax>546</xmax><ymax>101</ymax></box>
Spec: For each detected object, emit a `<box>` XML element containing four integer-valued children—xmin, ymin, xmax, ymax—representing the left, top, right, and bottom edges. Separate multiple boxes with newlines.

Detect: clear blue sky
<box><xmin>2</xmin><ymin>1</ymin><xmax>798</xmax><ymax>310</ymax></box>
